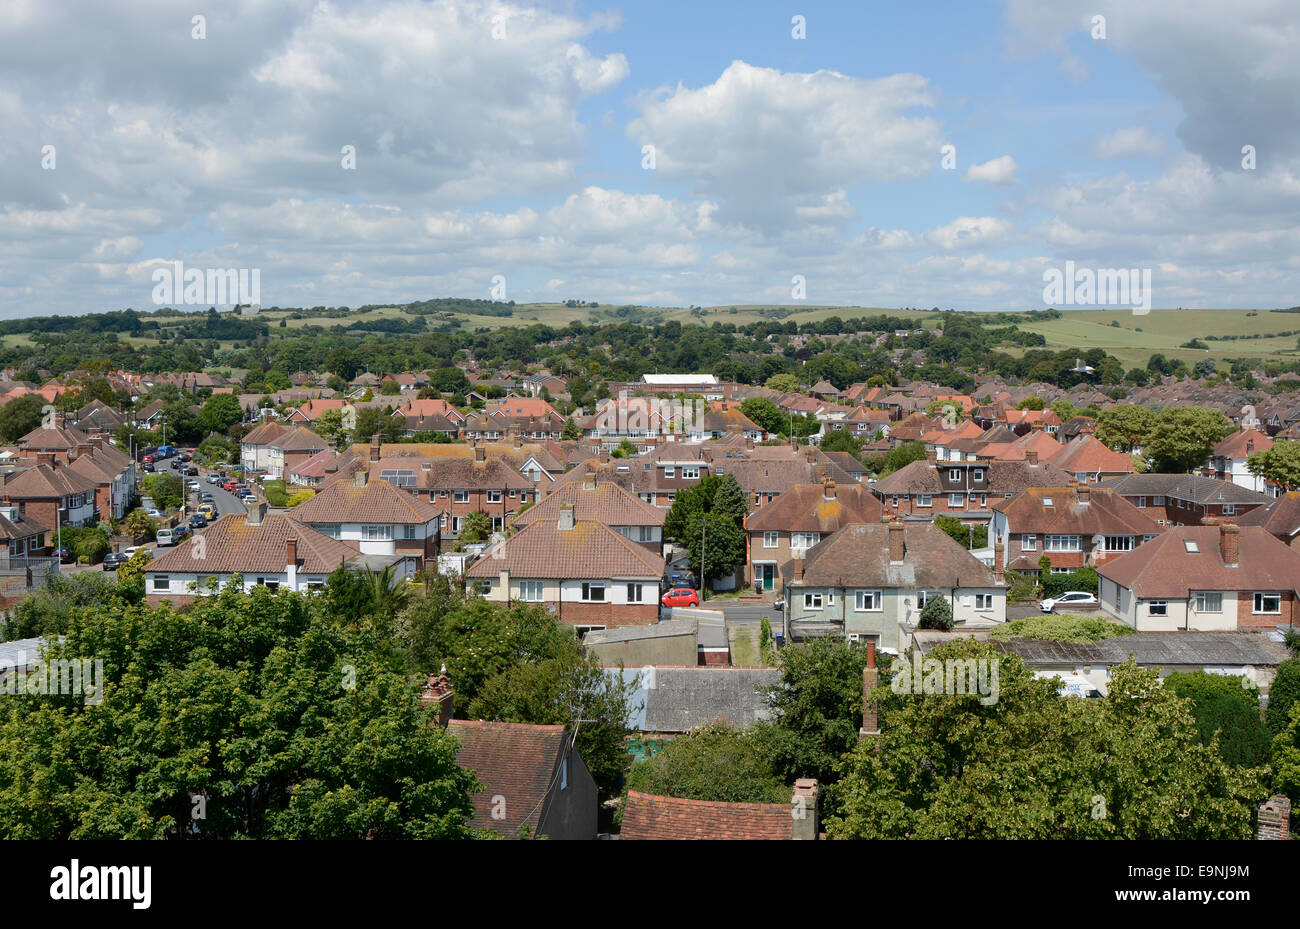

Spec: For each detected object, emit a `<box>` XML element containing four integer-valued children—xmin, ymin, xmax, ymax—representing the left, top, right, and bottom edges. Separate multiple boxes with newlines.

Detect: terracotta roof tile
<box><xmin>621</xmin><ymin>791</ymin><xmax>793</xmax><ymax>840</ymax></box>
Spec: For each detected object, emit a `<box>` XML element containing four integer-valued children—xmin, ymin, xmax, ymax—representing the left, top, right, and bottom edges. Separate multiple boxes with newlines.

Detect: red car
<box><xmin>660</xmin><ymin>587</ymin><xmax>700</xmax><ymax>608</ymax></box>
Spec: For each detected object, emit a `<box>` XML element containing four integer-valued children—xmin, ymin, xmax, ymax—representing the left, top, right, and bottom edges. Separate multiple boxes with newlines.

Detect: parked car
<box><xmin>155</xmin><ymin>528</ymin><xmax>177</xmax><ymax>546</ymax></box>
<box><xmin>122</xmin><ymin>546</ymin><xmax>147</xmax><ymax>560</ymax></box>
<box><xmin>54</xmin><ymin>547</ymin><xmax>74</xmax><ymax>564</ymax></box>
<box><xmin>660</xmin><ymin>587</ymin><xmax>700</xmax><ymax>608</ymax></box>
<box><xmin>1040</xmin><ymin>591</ymin><xmax>1100</xmax><ymax>613</ymax></box>
<box><xmin>242</xmin><ymin>494</ymin><xmax>258</xmax><ymax>505</ymax></box>
<box><xmin>206</xmin><ymin>473</ymin><xmax>221</xmax><ymax>484</ymax></box>
<box><xmin>198</xmin><ymin>504</ymin><xmax>217</xmax><ymax>519</ymax></box>
<box><xmin>144</xmin><ymin>508</ymin><xmax>164</xmax><ymax>518</ymax></box>
<box><xmin>188</xmin><ymin>513</ymin><xmax>207</xmax><ymax>529</ymax></box>
<box><xmin>141</xmin><ymin>454</ymin><xmax>154</xmax><ymax>464</ymax></box>
<box><xmin>172</xmin><ymin>525</ymin><xmax>191</xmax><ymax>542</ymax></box>
<box><xmin>102</xmin><ymin>552</ymin><xmax>125</xmax><ymax>571</ymax></box>
<box><xmin>142</xmin><ymin>461</ymin><xmax>155</xmax><ymax>473</ymax></box>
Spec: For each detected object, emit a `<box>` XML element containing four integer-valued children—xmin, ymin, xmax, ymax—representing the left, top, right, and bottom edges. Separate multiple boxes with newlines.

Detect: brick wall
<box><xmin>1235</xmin><ymin>590</ymin><xmax>1296</xmax><ymax>629</ymax></box>
<box><xmin>548</xmin><ymin>600</ymin><xmax>658</xmax><ymax>628</ymax></box>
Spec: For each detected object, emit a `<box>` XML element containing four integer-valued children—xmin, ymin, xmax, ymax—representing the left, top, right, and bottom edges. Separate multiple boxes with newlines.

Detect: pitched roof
<box><xmin>1052</xmin><ymin>434</ymin><xmax>1134</xmax><ymax>474</ymax></box>
<box><xmin>144</xmin><ymin>513</ymin><xmax>357</xmax><ymax>575</ymax></box>
<box><xmin>513</xmin><ymin>478</ymin><xmax>664</xmax><ymax>529</ymax></box>
<box><xmin>1237</xmin><ymin>491</ymin><xmax>1300</xmax><ymax>537</ymax></box>
<box><xmin>465</xmin><ymin>517</ymin><xmax>664</xmax><ymax>580</ymax></box>
<box><xmin>621</xmin><ymin>792</ymin><xmax>793</xmax><ymax>840</ymax></box>
<box><xmin>745</xmin><ymin>482</ymin><xmax>882</xmax><ymax>533</ymax></box>
<box><xmin>290</xmin><ymin>478</ymin><xmax>441</xmax><ymax>524</ymax></box>
<box><xmin>448</xmin><ymin>720</ymin><xmax>567</xmax><ymax>838</ymax></box>
<box><xmin>801</xmin><ymin>522</ymin><xmax>998</xmax><ymax>588</ymax></box>
<box><xmin>1098</xmin><ymin>524</ymin><xmax>1300</xmax><ymax>598</ymax></box>
<box><xmin>991</xmin><ymin>486</ymin><xmax>1162</xmax><ymax>536</ymax></box>
<box><xmin>871</xmin><ymin>459</ymin><xmax>1075</xmax><ymax>495</ymax></box>
<box><xmin>1098</xmin><ymin>473</ymin><xmax>1272</xmax><ymax>506</ymax></box>
<box><xmin>17</xmin><ymin>423</ymin><xmax>93</xmax><ymax>451</ymax></box>
<box><xmin>1</xmin><ymin>463</ymin><xmax>98</xmax><ymax>498</ymax></box>
<box><xmin>1212</xmin><ymin>428</ymin><xmax>1273</xmax><ymax>459</ymax></box>
<box><xmin>0</xmin><ymin>510</ymin><xmax>47</xmax><ymax>540</ymax></box>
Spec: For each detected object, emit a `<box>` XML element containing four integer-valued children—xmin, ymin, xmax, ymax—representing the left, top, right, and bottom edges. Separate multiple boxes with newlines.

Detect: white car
<box><xmin>143</xmin><ymin>508</ymin><xmax>165</xmax><ymax>518</ymax></box>
<box><xmin>1040</xmin><ymin>591</ymin><xmax>1100</xmax><ymax>613</ymax></box>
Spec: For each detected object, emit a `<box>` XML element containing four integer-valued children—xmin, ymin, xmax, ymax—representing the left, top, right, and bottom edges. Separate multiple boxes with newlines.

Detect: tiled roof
<box><xmin>1212</xmin><ymin>428</ymin><xmax>1273</xmax><ymax>459</ymax></box>
<box><xmin>17</xmin><ymin>423</ymin><xmax>94</xmax><ymax>450</ymax></box>
<box><xmin>1097</xmin><ymin>524</ymin><xmax>1300</xmax><ymax>598</ymax></box>
<box><xmin>242</xmin><ymin>421</ymin><xmax>291</xmax><ymax>446</ymax></box>
<box><xmin>1</xmin><ymin>463</ymin><xmax>97</xmax><ymax>498</ymax></box>
<box><xmin>448</xmin><ymin>720</ymin><xmax>566</xmax><ymax>837</ymax></box>
<box><xmin>745</xmin><ymin>483</ymin><xmax>881</xmax><ymax>533</ymax></box>
<box><xmin>144</xmin><ymin>513</ymin><xmax>357</xmax><ymax>575</ymax></box>
<box><xmin>1052</xmin><ymin>434</ymin><xmax>1134</xmax><ymax>474</ymax></box>
<box><xmin>801</xmin><ymin>522</ymin><xmax>998</xmax><ymax>588</ymax></box>
<box><xmin>991</xmin><ymin>486</ymin><xmax>1162</xmax><ymax>536</ymax></box>
<box><xmin>0</xmin><ymin>511</ymin><xmax>47</xmax><ymax>540</ymax></box>
<box><xmin>621</xmin><ymin>792</ymin><xmax>793</xmax><ymax>840</ymax></box>
<box><xmin>872</xmin><ymin>459</ymin><xmax>1074</xmax><ymax>495</ymax></box>
<box><xmin>513</xmin><ymin>479</ymin><xmax>664</xmax><ymax>529</ymax></box>
<box><xmin>1098</xmin><ymin>473</ymin><xmax>1272</xmax><ymax>506</ymax></box>
<box><xmin>465</xmin><ymin>517</ymin><xmax>663</xmax><ymax>580</ymax></box>
<box><xmin>370</xmin><ymin>456</ymin><xmax>533</xmax><ymax>491</ymax></box>
<box><xmin>291</xmin><ymin>478</ymin><xmax>441</xmax><ymax>524</ymax></box>
<box><xmin>1237</xmin><ymin>491</ymin><xmax>1300</xmax><ymax>536</ymax></box>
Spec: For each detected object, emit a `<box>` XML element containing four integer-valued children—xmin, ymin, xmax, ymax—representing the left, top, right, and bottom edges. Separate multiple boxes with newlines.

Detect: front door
<box><xmin>761</xmin><ymin>564</ymin><xmax>775</xmax><ymax>590</ymax></box>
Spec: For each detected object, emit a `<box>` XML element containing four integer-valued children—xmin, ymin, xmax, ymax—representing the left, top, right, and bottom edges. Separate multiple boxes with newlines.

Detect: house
<box><xmin>1238</xmin><ymin>491</ymin><xmax>1300</xmax><ymax>549</ymax></box>
<box><xmin>512</xmin><ymin>472</ymin><xmax>665</xmax><ymax>556</ymax></box>
<box><xmin>70</xmin><ymin>400</ymin><xmax>126</xmax><ymax>435</ymax></box>
<box><xmin>239</xmin><ymin>423</ymin><xmax>327</xmax><ymax>479</ymax></box>
<box><xmin>448</xmin><ymin>720</ymin><xmax>597</xmax><ymax>840</ymax></box>
<box><xmin>871</xmin><ymin>457</ymin><xmax>1074</xmax><ymax>523</ymax></box>
<box><xmin>744</xmin><ymin>480</ymin><xmax>881</xmax><ymax>591</ymax></box>
<box><xmin>604</xmin><ymin>666</ymin><xmax>781</xmax><ymax>732</ymax></box>
<box><xmin>285</xmin><ymin>397</ymin><xmax>352</xmax><ymax>426</ymax></box>
<box><xmin>465</xmin><ymin>504</ymin><xmax>665</xmax><ymax>634</ymax></box>
<box><xmin>1050</xmin><ymin>434</ymin><xmax>1135</xmax><ymax>483</ymax></box>
<box><xmin>287</xmin><ymin>472</ymin><xmax>441</xmax><ymax>570</ymax></box>
<box><xmin>784</xmin><ymin>519</ymin><xmax>1006</xmax><ymax>647</ymax></box>
<box><xmin>1203</xmin><ymin>429</ymin><xmax>1274</xmax><ymax>493</ymax></box>
<box><xmin>142</xmin><ymin>502</ymin><xmax>403</xmax><ymax>605</ymax></box>
<box><xmin>0</xmin><ymin>504</ymin><xmax>49</xmax><ymax>570</ymax></box>
<box><xmin>1098</xmin><ymin>522</ymin><xmax>1300</xmax><ymax>632</ymax></box>
<box><xmin>990</xmin><ymin>485</ymin><xmax>1163</xmax><ymax>575</ymax></box>
<box><xmin>621</xmin><ymin>780</ymin><xmax>820</xmax><ymax>840</ymax></box>
<box><xmin>0</xmin><ymin>459</ymin><xmax>98</xmax><ymax>530</ymax></box>
<box><xmin>1098</xmin><ymin>473</ymin><xmax>1272</xmax><ymax>527</ymax></box>
<box><xmin>133</xmin><ymin>400</ymin><xmax>165</xmax><ymax>430</ymax></box>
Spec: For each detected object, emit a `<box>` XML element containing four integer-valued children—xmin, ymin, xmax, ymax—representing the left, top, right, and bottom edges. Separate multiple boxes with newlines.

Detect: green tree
<box><xmin>314</xmin><ymin>408</ymin><xmax>350</xmax><ymax>450</ymax></box>
<box><xmin>933</xmin><ymin>515</ymin><xmax>985</xmax><ymax>549</ymax></box>
<box><xmin>1248</xmin><ymin>441</ymin><xmax>1300</xmax><ymax>491</ymax></box>
<box><xmin>1271</xmin><ymin>703</ymin><xmax>1300</xmax><ymax>808</ymax></box>
<box><xmin>918</xmin><ymin>595</ymin><xmax>954</xmax><ymax>630</ymax></box>
<box><xmin>764</xmin><ymin>373</ymin><xmax>800</xmax><ymax>393</ymax></box>
<box><xmin>457</xmin><ymin>510</ymin><xmax>492</xmax><ymax>545</ymax></box>
<box><xmin>828</xmin><ymin>642</ymin><xmax>1263</xmax><ymax>839</ymax></box>
<box><xmin>1016</xmin><ymin>396</ymin><xmax>1046</xmax><ymax>410</ymax></box>
<box><xmin>819</xmin><ymin>429</ymin><xmax>863</xmax><ymax>456</ymax></box>
<box><xmin>1094</xmin><ymin>404</ymin><xmax>1156</xmax><ymax>453</ymax></box>
<box><xmin>1266</xmin><ymin>659</ymin><xmax>1300</xmax><ymax>736</ymax></box>
<box><xmin>380</xmin><ymin>380</ymin><xmax>401</xmax><ymax>396</ymax></box>
<box><xmin>352</xmin><ymin>405</ymin><xmax>401</xmax><ymax>444</ymax></box>
<box><xmin>561</xmin><ymin>417</ymin><xmax>581</xmax><ymax>441</ymax></box>
<box><xmin>622</xmin><ymin>723</ymin><xmax>787</xmax><ymax>805</ymax></box>
<box><xmin>142</xmin><ymin>473</ymin><xmax>184</xmax><ymax>510</ymax></box>
<box><xmin>0</xmin><ymin>394</ymin><xmax>48</xmax><ymax>442</ymax></box>
<box><xmin>1144</xmin><ymin>406</ymin><xmax>1232</xmax><ymax>472</ymax></box>
<box><xmin>1162</xmin><ymin>671</ymin><xmax>1270</xmax><ymax>768</ymax></box>
<box><xmin>200</xmin><ymin>393</ymin><xmax>243</xmax><ymax>434</ymax></box>
<box><xmin>740</xmin><ymin>397</ymin><xmax>785</xmax><ymax>435</ymax></box>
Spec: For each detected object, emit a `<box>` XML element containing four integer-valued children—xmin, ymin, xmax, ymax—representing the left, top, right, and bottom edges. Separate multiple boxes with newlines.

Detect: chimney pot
<box><xmin>791</xmin><ymin>779</ymin><xmax>820</xmax><ymax>841</ymax></box>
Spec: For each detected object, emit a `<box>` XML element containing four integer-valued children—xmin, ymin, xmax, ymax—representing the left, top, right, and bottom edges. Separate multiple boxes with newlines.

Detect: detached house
<box><xmin>1098</xmin><ymin>522</ymin><xmax>1300</xmax><ymax>631</ymax></box>
<box><xmin>990</xmin><ymin>485</ymin><xmax>1162</xmax><ymax>575</ymax></box>
<box><xmin>465</xmin><ymin>504</ymin><xmax>665</xmax><ymax>635</ymax></box>
<box><xmin>1202</xmin><ymin>429</ymin><xmax>1274</xmax><ymax>494</ymax></box>
<box><xmin>289</xmin><ymin>472</ymin><xmax>442</xmax><ymax>570</ymax></box>
<box><xmin>744</xmin><ymin>480</ymin><xmax>881</xmax><ymax>591</ymax></box>
<box><xmin>784</xmin><ymin>519</ymin><xmax>1006</xmax><ymax>647</ymax></box>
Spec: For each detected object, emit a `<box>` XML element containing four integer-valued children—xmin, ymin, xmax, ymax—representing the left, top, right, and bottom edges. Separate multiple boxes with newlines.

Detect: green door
<box><xmin>762</xmin><ymin>564</ymin><xmax>775</xmax><ymax>590</ymax></box>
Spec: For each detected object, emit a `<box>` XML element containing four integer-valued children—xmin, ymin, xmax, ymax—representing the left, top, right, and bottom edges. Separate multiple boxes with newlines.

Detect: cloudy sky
<box><xmin>2</xmin><ymin>0</ymin><xmax>1298</xmax><ymax>318</ymax></box>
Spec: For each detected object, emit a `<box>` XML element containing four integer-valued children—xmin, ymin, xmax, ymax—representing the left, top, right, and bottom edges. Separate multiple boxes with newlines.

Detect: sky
<box><xmin>2</xmin><ymin>0</ymin><xmax>1299</xmax><ymax>318</ymax></box>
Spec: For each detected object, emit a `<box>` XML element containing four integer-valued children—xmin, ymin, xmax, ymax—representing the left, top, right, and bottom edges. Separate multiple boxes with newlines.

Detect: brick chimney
<box><xmin>791</xmin><ymin>779</ymin><xmax>819</xmax><ymax>840</ymax></box>
<box><xmin>804</xmin><ymin>446</ymin><xmax>816</xmax><ymax>463</ymax></box>
<box><xmin>583</xmin><ymin>472</ymin><xmax>596</xmax><ymax>491</ymax></box>
<box><xmin>924</xmin><ymin>448</ymin><xmax>937</xmax><ymax>465</ymax></box>
<box><xmin>1257</xmin><ymin>795</ymin><xmax>1291</xmax><ymax>840</ymax></box>
<box><xmin>245</xmin><ymin>500</ymin><xmax>266</xmax><ymax>526</ymax></box>
<box><xmin>822</xmin><ymin>479</ymin><xmax>836</xmax><ymax>500</ymax></box>
<box><xmin>744</xmin><ymin>436</ymin><xmax>754</xmax><ymax>451</ymax></box>
<box><xmin>354</xmin><ymin>469</ymin><xmax>368</xmax><ymax>488</ymax></box>
<box><xmin>1025</xmin><ymin>449</ymin><xmax>1039</xmax><ymax>465</ymax></box>
<box><xmin>37</xmin><ymin>452</ymin><xmax>55</xmax><ymax>468</ymax></box>
<box><xmin>1076</xmin><ymin>485</ymin><xmax>1090</xmax><ymax>505</ymax></box>
<box><xmin>994</xmin><ymin>538</ymin><xmax>1005</xmax><ymax>583</ymax></box>
<box><xmin>369</xmin><ymin>433</ymin><xmax>381</xmax><ymax>463</ymax></box>
<box><xmin>474</xmin><ymin>446</ymin><xmax>486</xmax><ymax>463</ymax></box>
<box><xmin>859</xmin><ymin>642</ymin><xmax>880</xmax><ymax>739</ymax></box>
<box><xmin>1247</xmin><ymin>438</ymin><xmax>1255</xmax><ymax>455</ymax></box>
<box><xmin>558</xmin><ymin>503</ymin><xmax>575</xmax><ymax>531</ymax></box>
<box><xmin>286</xmin><ymin>536</ymin><xmax>297</xmax><ymax>567</ymax></box>
<box><xmin>888</xmin><ymin>520</ymin><xmax>905</xmax><ymax>563</ymax></box>
<box><xmin>1220</xmin><ymin>523</ymin><xmax>1240</xmax><ymax>567</ymax></box>
<box><xmin>793</xmin><ymin>556</ymin><xmax>803</xmax><ymax>582</ymax></box>
<box><xmin>419</xmin><ymin>672</ymin><xmax>456</xmax><ymax>728</ymax></box>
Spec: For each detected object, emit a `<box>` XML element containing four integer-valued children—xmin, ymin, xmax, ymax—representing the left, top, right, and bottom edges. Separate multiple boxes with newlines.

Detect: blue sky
<box><xmin>1</xmin><ymin>0</ymin><xmax>1297</xmax><ymax>317</ymax></box>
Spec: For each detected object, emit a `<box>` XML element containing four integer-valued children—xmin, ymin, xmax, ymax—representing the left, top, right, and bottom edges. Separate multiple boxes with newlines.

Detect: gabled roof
<box><xmin>1052</xmin><ymin>434</ymin><xmax>1134</xmax><ymax>474</ymax></box>
<box><xmin>1212</xmin><ymin>428</ymin><xmax>1273</xmax><ymax>459</ymax></box>
<box><xmin>1098</xmin><ymin>473</ymin><xmax>1272</xmax><ymax>506</ymax></box>
<box><xmin>1</xmin><ymin>463</ymin><xmax>97</xmax><ymax>498</ymax></box>
<box><xmin>745</xmin><ymin>482</ymin><xmax>881</xmax><ymax>533</ymax></box>
<box><xmin>991</xmin><ymin>486</ymin><xmax>1162</xmax><ymax>536</ymax></box>
<box><xmin>621</xmin><ymin>792</ymin><xmax>793</xmax><ymax>840</ymax></box>
<box><xmin>144</xmin><ymin>513</ymin><xmax>357</xmax><ymax>575</ymax></box>
<box><xmin>1098</xmin><ymin>524</ymin><xmax>1300</xmax><ymax>598</ymax></box>
<box><xmin>0</xmin><ymin>510</ymin><xmax>47</xmax><ymax>540</ymax></box>
<box><xmin>465</xmin><ymin>517</ymin><xmax>663</xmax><ymax>580</ymax></box>
<box><xmin>1237</xmin><ymin>491</ymin><xmax>1300</xmax><ymax>537</ymax></box>
<box><xmin>17</xmin><ymin>423</ymin><xmax>93</xmax><ymax>451</ymax></box>
<box><xmin>448</xmin><ymin>720</ymin><xmax>568</xmax><ymax>838</ymax></box>
<box><xmin>291</xmin><ymin>478</ymin><xmax>441</xmax><ymax>525</ymax></box>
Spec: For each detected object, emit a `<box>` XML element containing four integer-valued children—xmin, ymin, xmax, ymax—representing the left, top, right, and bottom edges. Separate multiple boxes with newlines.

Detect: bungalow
<box><xmin>1098</xmin><ymin>522</ymin><xmax>1300</xmax><ymax>632</ymax></box>
<box><xmin>784</xmin><ymin>519</ymin><xmax>1006</xmax><ymax>647</ymax></box>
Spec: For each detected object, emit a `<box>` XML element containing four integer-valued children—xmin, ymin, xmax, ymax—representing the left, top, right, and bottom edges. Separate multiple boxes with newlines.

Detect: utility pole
<box><xmin>700</xmin><ymin>516</ymin><xmax>706</xmax><ymax>602</ymax></box>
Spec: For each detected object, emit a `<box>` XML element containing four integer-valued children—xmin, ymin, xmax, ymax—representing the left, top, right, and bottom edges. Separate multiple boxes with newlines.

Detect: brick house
<box><xmin>990</xmin><ymin>485</ymin><xmax>1163</xmax><ymax>575</ymax></box>
<box><xmin>1098</xmin><ymin>473</ymin><xmax>1271</xmax><ymax>527</ymax></box>
<box><xmin>512</xmin><ymin>471</ymin><xmax>665</xmax><ymax>557</ymax></box>
<box><xmin>288</xmin><ymin>471</ymin><xmax>441</xmax><ymax>570</ymax></box>
<box><xmin>1098</xmin><ymin>522</ymin><xmax>1300</xmax><ymax>631</ymax></box>
<box><xmin>465</xmin><ymin>503</ymin><xmax>665</xmax><ymax>634</ymax></box>
<box><xmin>871</xmin><ymin>457</ymin><xmax>1074</xmax><ymax>524</ymax></box>
<box><xmin>621</xmin><ymin>780</ymin><xmax>820</xmax><ymax>840</ymax></box>
<box><xmin>0</xmin><ymin>459</ymin><xmax>98</xmax><ymax>530</ymax></box>
<box><xmin>1238</xmin><ymin>491</ymin><xmax>1300</xmax><ymax>549</ymax></box>
<box><xmin>744</xmin><ymin>479</ymin><xmax>881</xmax><ymax>591</ymax></box>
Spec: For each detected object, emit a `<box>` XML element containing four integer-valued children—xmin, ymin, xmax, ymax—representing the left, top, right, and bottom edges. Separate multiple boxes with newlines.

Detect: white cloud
<box><xmin>965</xmin><ymin>155</ymin><xmax>1019</xmax><ymax>187</ymax></box>
<box><xmin>1092</xmin><ymin>126</ymin><xmax>1166</xmax><ymax>158</ymax></box>
<box><xmin>925</xmin><ymin>217</ymin><xmax>1012</xmax><ymax>251</ymax></box>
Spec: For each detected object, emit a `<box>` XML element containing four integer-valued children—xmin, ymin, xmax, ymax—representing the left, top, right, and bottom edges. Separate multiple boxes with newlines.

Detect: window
<box><xmin>1152</xmin><ymin>496</ymin><xmax>1164</xmax><ymax>505</ymax></box>
<box><xmin>581</xmin><ymin>582</ymin><xmax>606</xmax><ymax>602</ymax></box>
<box><xmin>1022</xmin><ymin>535</ymin><xmax>1037</xmax><ymax>551</ymax></box>
<box><xmin>1148</xmin><ymin>600</ymin><xmax>1168</xmax><ymax>617</ymax></box>
<box><xmin>152</xmin><ymin>575</ymin><xmax>169</xmax><ymax>592</ymax></box>
<box><xmin>763</xmin><ymin>531</ymin><xmax>779</xmax><ymax>548</ymax></box>
<box><xmin>402</xmin><ymin>524</ymin><xmax>417</xmax><ymax>539</ymax></box>
<box><xmin>1254</xmin><ymin>592</ymin><xmax>1281</xmax><ymax>614</ymax></box>
<box><xmin>1104</xmin><ymin>535</ymin><xmax>1134</xmax><ymax>552</ymax></box>
<box><xmin>1222</xmin><ymin>504</ymin><xmax>1236</xmax><ymax>515</ymax></box>
<box><xmin>316</xmin><ymin>524</ymin><xmax>341</xmax><ymax>539</ymax></box>
<box><xmin>664</xmin><ymin>467</ymin><xmax>675</xmax><ymax>479</ymax></box>
<box><xmin>948</xmin><ymin>493</ymin><xmax>964</xmax><ymax>507</ymax></box>
<box><xmin>803</xmin><ymin>592</ymin><xmax>824</xmax><ymax>610</ymax></box>
<box><xmin>948</xmin><ymin>468</ymin><xmax>961</xmax><ymax>481</ymax></box>
<box><xmin>520</xmin><ymin>580</ymin><xmax>544</xmax><ymax>602</ymax></box>
<box><xmin>854</xmin><ymin>589</ymin><xmax>882</xmax><ymax>611</ymax></box>
<box><xmin>307</xmin><ymin>580</ymin><xmax>324</xmax><ymax>591</ymax></box>
<box><xmin>792</xmin><ymin>532</ymin><xmax>821</xmax><ymax>550</ymax></box>
<box><xmin>975</xmin><ymin>593</ymin><xmax>994</xmax><ymax>610</ymax></box>
<box><xmin>453</xmin><ymin>490</ymin><xmax>469</xmax><ymax>503</ymax></box>
<box><xmin>682</xmin><ymin>466</ymin><xmax>700</xmax><ymax>479</ymax></box>
<box><xmin>973</xmin><ymin>468</ymin><xmax>985</xmax><ymax>482</ymax></box>
<box><xmin>264</xmin><ymin>580</ymin><xmax>280</xmax><ymax>592</ymax></box>
<box><xmin>362</xmin><ymin>524</ymin><xmax>392</xmax><ymax>541</ymax></box>
<box><xmin>474</xmin><ymin>579</ymin><xmax>492</xmax><ymax>595</ymax></box>
<box><xmin>1194</xmin><ymin>592</ymin><xmax>1222</xmax><ymax>612</ymax></box>
<box><xmin>627</xmin><ymin>583</ymin><xmax>644</xmax><ymax>603</ymax></box>
<box><xmin>638</xmin><ymin>526</ymin><xmax>653</xmax><ymax>542</ymax></box>
<box><xmin>1045</xmin><ymin>534</ymin><xmax>1081</xmax><ymax>552</ymax></box>
<box><xmin>917</xmin><ymin>494</ymin><xmax>932</xmax><ymax>507</ymax></box>
<box><xmin>1042</xmin><ymin>497</ymin><xmax>1054</xmax><ymax>507</ymax></box>
<box><xmin>574</xmin><ymin>625</ymin><xmax>605</xmax><ymax>638</ymax></box>
<box><xmin>491</xmin><ymin>516</ymin><xmax>504</xmax><ymax>532</ymax></box>
<box><xmin>486</xmin><ymin>490</ymin><xmax>502</xmax><ymax>504</ymax></box>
